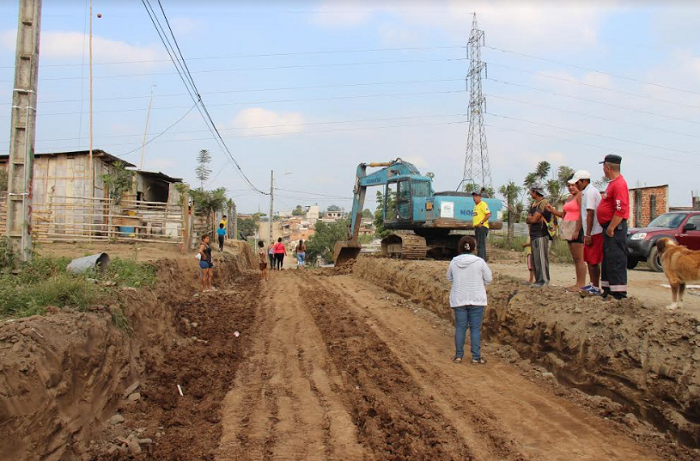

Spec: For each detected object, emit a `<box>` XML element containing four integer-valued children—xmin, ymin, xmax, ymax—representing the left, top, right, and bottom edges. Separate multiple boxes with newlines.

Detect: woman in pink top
<box><xmin>547</xmin><ymin>174</ymin><xmax>586</xmax><ymax>291</ymax></box>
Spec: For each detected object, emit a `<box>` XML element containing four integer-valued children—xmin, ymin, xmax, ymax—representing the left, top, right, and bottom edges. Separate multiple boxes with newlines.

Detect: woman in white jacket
<box><xmin>447</xmin><ymin>236</ymin><xmax>492</xmax><ymax>364</ymax></box>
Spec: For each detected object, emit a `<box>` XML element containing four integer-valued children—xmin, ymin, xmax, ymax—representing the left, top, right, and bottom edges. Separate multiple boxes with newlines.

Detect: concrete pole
<box><xmin>5</xmin><ymin>0</ymin><xmax>42</xmax><ymax>263</ymax></box>
<box><xmin>269</xmin><ymin>170</ymin><xmax>274</xmax><ymax>244</ymax></box>
<box><xmin>88</xmin><ymin>0</ymin><xmax>93</xmax><ymax>196</ymax></box>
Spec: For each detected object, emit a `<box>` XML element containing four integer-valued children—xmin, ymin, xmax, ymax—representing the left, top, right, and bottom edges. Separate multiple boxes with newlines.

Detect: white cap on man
<box><xmin>568</xmin><ymin>170</ymin><xmax>591</xmax><ymax>184</ymax></box>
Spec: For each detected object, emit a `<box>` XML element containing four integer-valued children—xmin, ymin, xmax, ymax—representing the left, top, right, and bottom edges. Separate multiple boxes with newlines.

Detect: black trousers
<box><xmin>218</xmin><ymin>235</ymin><xmax>224</xmax><ymax>251</ymax></box>
<box><xmin>601</xmin><ymin>220</ymin><xmax>628</xmax><ymax>299</ymax></box>
<box><xmin>475</xmin><ymin>226</ymin><xmax>489</xmax><ymax>261</ymax></box>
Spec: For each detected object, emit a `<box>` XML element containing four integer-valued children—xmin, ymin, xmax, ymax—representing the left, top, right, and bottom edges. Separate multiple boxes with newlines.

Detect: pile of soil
<box><xmin>0</xmin><ymin>254</ymin><xmax>251</xmax><ymax>461</ymax></box>
<box><xmin>353</xmin><ymin>256</ymin><xmax>700</xmax><ymax>447</ymax></box>
<box><xmin>223</xmin><ymin>240</ymin><xmax>257</xmax><ymax>272</ymax></box>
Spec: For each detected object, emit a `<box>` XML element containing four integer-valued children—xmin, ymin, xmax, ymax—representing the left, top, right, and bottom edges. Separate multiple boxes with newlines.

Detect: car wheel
<box><xmin>627</xmin><ymin>257</ymin><xmax>638</xmax><ymax>270</ymax></box>
<box><xmin>647</xmin><ymin>247</ymin><xmax>663</xmax><ymax>272</ymax></box>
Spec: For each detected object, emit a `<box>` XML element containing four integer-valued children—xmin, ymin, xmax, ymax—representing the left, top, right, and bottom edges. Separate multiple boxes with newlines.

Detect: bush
<box><xmin>102</xmin><ymin>258</ymin><xmax>156</xmax><ymax>287</ymax></box>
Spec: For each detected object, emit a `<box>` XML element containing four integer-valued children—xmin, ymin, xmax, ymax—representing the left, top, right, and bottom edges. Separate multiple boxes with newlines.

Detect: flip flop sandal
<box><xmin>453</xmin><ymin>357</ymin><xmax>463</xmax><ymax>363</ymax></box>
<box><xmin>472</xmin><ymin>358</ymin><xmax>487</xmax><ymax>365</ymax></box>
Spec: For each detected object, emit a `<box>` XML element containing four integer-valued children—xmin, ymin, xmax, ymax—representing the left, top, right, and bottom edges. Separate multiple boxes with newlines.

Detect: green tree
<box><xmin>464</xmin><ymin>182</ymin><xmax>495</xmax><ymax>197</ymax></box>
<box><xmin>237</xmin><ymin>212</ymin><xmax>264</xmax><ymax>239</ymax></box>
<box><xmin>374</xmin><ymin>190</ymin><xmax>395</xmax><ymax>238</ymax></box>
<box><xmin>306</xmin><ymin>219</ymin><xmax>351</xmax><ymax>264</ymax></box>
<box><xmin>101</xmin><ymin>161</ymin><xmax>133</xmax><ymax>205</ymax></box>
<box><xmin>195</xmin><ymin>149</ymin><xmax>212</xmax><ymax>190</ymax></box>
<box><xmin>327</xmin><ymin>204</ymin><xmax>341</xmax><ymax>212</ymax></box>
<box><xmin>362</xmin><ymin>208</ymin><xmax>373</xmax><ymax>219</ymax></box>
<box><xmin>189</xmin><ymin>187</ymin><xmax>227</xmax><ymax>234</ymax></box>
<box><xmin>292</xmin><ymin>205</ymin><xmax>305</xmax><ymax>216</ymax></box>
<box><xmin>498</xmin><ymin>181</ymin><xmax>523</xmax><ymax>243</ymax></box>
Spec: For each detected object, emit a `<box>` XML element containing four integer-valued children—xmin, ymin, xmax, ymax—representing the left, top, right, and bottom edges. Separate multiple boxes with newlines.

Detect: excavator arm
<box><xmin>334</xmin><ymin>159</ymin><xmax>421</xmax><ymax>265</ymax></box>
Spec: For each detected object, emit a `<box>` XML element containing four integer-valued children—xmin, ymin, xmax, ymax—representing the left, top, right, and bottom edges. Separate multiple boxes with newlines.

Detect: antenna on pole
<box><xmin>462</xmin><ymin>13</ymin><xmax>492</xmax><ymax>192</ymax></box>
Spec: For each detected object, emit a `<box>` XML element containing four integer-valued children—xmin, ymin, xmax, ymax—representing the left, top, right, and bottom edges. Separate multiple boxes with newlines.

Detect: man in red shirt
<box><xmin>596</xmin><ymin>154</ymin><xmax>630</xmax><ymax>299</ymax></box>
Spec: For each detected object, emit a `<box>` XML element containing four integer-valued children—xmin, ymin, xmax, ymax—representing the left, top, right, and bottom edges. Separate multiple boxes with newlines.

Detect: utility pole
<box><xmin>5</xmin><ymin>0</ymin><xmax>42</xmax><ymax>263</ymax></box>
<box><xmin>139</xmin><ymin>85</ymin><xmax>155</xmax><ymax>170</ymax></box>
<box><xmin>232</xmin><ymin>200</ymin><xmax>237</xmax><ymax>240</ymax></box>
<box><xmin>462</xmin><ymin>13</ymin><xmax>492</xmax><ymax>192</ymax></box>
<box><xmin>268</xmin><ymin>170</ymin><xmax>274</xmax><ymax>244</ymax></box>
<box><xmin>88</xmin><ymin>0</ymin><xmax>94</xmax><ymax>196</ymax></box>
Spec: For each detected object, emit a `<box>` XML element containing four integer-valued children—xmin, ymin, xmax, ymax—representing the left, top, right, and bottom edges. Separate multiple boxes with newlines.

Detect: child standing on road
<box><xmin>257</xmin><ymin>240</ymin><xmax>269</xmax><ymax>281</ymax></box>
<box><xmin>217</xmin><ymin>223</ymin><xmax>226</xmax><ymax>251</ymax></box>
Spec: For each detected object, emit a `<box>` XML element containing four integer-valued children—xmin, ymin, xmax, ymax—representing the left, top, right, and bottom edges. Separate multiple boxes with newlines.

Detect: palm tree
<box><xmin>499</xmin><ymin>181</ymin><xmax>523</xmax><ymax>243</ymax></box>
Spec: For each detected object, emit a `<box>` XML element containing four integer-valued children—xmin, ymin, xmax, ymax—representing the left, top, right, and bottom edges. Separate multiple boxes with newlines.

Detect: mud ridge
<box><xmin>301</xmin><ymin>273</ymin><xmax>475</xmax><ymax>461</ymax></box>
<box><xmin>352</xmin><ymin>257</ymin><xmax>700</xmax><ymax>449</ymax></box>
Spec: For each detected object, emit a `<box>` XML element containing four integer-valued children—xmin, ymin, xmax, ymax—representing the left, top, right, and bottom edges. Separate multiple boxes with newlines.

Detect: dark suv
<box><xmin>627</xmin><ymin>211</ymin><xmax>700</xmax><ymax>271</ymax></box>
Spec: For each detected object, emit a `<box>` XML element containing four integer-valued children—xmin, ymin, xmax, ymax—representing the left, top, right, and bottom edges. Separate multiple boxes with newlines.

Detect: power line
<box><xmin>115</xmin><ymin>103</ymin><xmax>198</xmax><ymax>157</ymax></box>
<box><xmin>485</xmin><ymin>93</ymin><xmax>700</xmax><ymax>140</ymax></box>
<box><xmin>0</xmin><ymin>88</ymin><xmax>466</xmax><ymax>119</ymax></box>
<box><xmin>488</xmin><ymin>62</ymin><xmax>700</xmax><ymax>111</ymax></box>
<box><xmin>484</xmin><ymin>122</ymin><xmax>696</xmax><ymax>165</ymax></box>
<box><xmin>23</xmin><ymin>77</ymin><xmax>463</xmax><ymax>105</ymax></box>
<box><xmin>488</xmin><ymin>78</ymin><xmax>700</xmax><ymax>127</ymax></box>
<box><xmin>0</xmin><ymin>45</ymin><xmax>466</xmax><ymax>70</ymax></box>
<box><xmin>22</xmin><ymin>112</ymin><xmax>467</xmax><ymax>145</ymax></box>
<box><xmin>274</xmin><ymin>187</ymin><xmax>352</xmax><ymax>199</ymax></box>
<box><xmin>486</xmin><ymin>111</ymin><xmax>700</xmax><ymax>158</ymax></box>
<box><xmin>141</xmin><ymin>0</ymin><xmax>265</xmax><ymax>194</ymax></box>
<box><xmin>0</xmin><ymin>56</ymin><xmax>468</xmax><ymax>83</ymax></box>
<box><xmin>484</xmin><ymin>44</ymin><xmax>700</xmax><ymax>98</ymax></box>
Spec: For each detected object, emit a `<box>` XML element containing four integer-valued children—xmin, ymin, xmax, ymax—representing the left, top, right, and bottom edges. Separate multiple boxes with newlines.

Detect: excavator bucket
<box><xmin>333</xmin><ymin>241</ymin><xmax>362</xmax><ymax>266</ymax></box>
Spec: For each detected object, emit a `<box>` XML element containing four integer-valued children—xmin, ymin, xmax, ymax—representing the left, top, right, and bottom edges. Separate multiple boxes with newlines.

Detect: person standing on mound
<box><xmin>447</xmin><ymin>235</ymin><xmax>492</xmax><ymax>365</ymax></box>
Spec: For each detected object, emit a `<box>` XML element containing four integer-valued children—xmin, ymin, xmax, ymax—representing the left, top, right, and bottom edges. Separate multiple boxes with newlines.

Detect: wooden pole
<box><xmin>5</xmin><ymin>0</ymin><xmax>42</xmax><ymax>262</ymax></box>
<box><xmin>88</xmin><ymin>0</ymin><xmax>94</xmax><ymax>197</ymax></box>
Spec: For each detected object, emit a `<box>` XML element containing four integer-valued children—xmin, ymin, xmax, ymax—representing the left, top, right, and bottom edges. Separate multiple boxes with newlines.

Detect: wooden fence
<box><xmin>7</xmin><ymin>195</ymin><xmax>187</xmax><ymax>244</ymax></box>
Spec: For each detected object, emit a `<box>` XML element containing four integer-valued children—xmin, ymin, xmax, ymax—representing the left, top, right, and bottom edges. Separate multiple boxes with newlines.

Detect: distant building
<box><xmin>324</xmin><ymin>210</ymin><xmax>344</xmax><ymax>221</ymax></box>
<box><xmin>305</xmin><ymin>205</ymin><xmax>320</xmax><ymax>221</ymax></box>
<box><xmin>629</xmin><ymin>184</ymin><xmax>668</xmax><ymax>228</ymax></box>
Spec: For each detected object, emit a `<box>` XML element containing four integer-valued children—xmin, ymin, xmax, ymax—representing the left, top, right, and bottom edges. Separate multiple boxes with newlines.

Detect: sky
<box><xmin>1</xmin><ymin>0</ymin><xmax>700</xmax><ymax>213</ymax></box>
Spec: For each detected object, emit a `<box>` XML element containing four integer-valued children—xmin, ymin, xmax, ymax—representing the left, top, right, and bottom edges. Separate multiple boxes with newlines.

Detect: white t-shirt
<box><xmin>581</xmin><ymin>183</ymin><xmax>603</xmax><ymax>236</ymax></box>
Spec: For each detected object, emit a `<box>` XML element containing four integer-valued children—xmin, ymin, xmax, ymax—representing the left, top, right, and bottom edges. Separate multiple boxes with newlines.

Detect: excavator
<box><xmin>333</xmin><ymin>158</ymin><xmax>503</xmax><ymax>265</ymax></box>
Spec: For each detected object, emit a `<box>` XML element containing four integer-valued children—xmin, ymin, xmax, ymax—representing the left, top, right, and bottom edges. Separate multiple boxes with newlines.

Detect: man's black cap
<box><xmin>471</xmin><ymin>191</ymin><xmax>481</xmax><ymax>196</ymax></box>
<box><xmin>599</xmin><ymin>154</ymin><xmax>622</xmax><ymax>164</ymax></box>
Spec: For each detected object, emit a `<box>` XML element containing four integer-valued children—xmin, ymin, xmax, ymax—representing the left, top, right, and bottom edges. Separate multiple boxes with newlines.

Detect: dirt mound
<box><xmin>0</xmin><ymin>257</ymin><xmax>248</xmax><ymax>461</ymax></box>
<box><xmin>223</xmin><ymin>240</ymin><xmax>256</xmax><ymax>272</ymax></box>
<box><xmin>353</xmin><ymin>256</ymin><xmax>700</xmax><ymax>448</ymax></box>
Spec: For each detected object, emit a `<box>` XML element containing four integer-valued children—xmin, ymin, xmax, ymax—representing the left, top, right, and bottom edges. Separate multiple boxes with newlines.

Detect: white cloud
<box><xmin>169</xmin><ymin>17</ymin><xmax>203</xmax><ymax>36</ymax></box>
<box><xmin>231</xmin><ymin>108</ymin><xmax>305</xmax><ymax>137</ymax></box>
<box><xmin>308</xmin><ymin>1</ymin><xmax>616</xmax><ymax>52</ymax></box>
<box><xmin>1</xmin><ymin>30</ymin><xmax>165</xmax><ymax>68</ymax></box>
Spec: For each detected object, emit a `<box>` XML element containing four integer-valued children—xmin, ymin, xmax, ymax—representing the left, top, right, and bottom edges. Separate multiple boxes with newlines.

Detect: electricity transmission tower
<box><xmin>462</xmin><ymin>13</ymin><xmax>492</xmax><ymax>192</ymax></box>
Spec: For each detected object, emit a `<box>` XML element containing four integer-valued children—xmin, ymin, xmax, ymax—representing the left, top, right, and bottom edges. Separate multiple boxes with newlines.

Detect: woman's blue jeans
<box><xmin>453</xmin><ymin>306</ymin><xmax>485</xmax><ymax>360</ymax></box>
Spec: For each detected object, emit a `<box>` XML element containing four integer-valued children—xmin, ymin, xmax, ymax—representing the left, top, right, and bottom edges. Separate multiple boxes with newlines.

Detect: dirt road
<box><xmin>212</xmin><ymin>270</ymin><xmax>672</xmax><ymax>461</ymax></box>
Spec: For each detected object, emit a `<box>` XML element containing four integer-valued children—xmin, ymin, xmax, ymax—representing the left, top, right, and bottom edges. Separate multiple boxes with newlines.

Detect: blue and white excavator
<box><xmin>333</xmin><ymin>158</ymin><xmax>503</xmax><ymax>265</ymax></box>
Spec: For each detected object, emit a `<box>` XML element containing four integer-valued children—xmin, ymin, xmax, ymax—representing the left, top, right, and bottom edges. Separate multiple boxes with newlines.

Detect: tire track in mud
<box><xmin>313</xmin><ymin>275</ymin><xmax>528</xmax><ymax>461</ymax></box>
<box><xmin>300</xmin><ymin>273</ymin><xmax>475</xmax><ymax>461</ymax></box>
<box><xmin>215</xmin><ymin>275</ymin><xmax>366</xmax><ymax>461</ymax></box>
<box><xmin>322</xmin><ymin>274</ymin><xmax>666</xmax><ymax>461</ymax></box>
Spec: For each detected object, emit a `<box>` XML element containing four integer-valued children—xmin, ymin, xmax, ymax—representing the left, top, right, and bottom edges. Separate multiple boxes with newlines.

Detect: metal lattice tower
<box><xmin>463</xmin><ymin>13</ymin><xmax>492</xmax><ymax>192</ymax></box>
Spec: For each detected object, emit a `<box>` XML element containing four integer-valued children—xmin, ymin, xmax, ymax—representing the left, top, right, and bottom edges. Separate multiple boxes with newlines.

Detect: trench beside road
<box><xmin>210</xmin><ymin>269</ymin><xmax>677</xmax><ymax>461</ymax></box>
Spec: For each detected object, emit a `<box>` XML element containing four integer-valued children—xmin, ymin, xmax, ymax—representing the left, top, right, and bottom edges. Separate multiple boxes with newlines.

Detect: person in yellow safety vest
<box><xmin>471</xmin><ymin>191</ymin><xmax>491</xmax><ymax>261</ymax></box>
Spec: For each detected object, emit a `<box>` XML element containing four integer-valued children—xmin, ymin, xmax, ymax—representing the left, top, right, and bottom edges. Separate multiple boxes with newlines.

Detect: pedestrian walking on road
<box><xmin>447</xmin><ymin>236</ymin><xmax>492</xmax><ymax>364</ymax></box>
<box><xmin>597</xmin><ymin>154</ymin><xmax>630</xmax><ymax>300</ymax></box>
<box><xmin>217</xmin><ymin>223</ymin><xmax>226</xmax><ymax>252</ymax></box>
<box><xmin>525</xmin><ymin>185</ymin><xmax>552</xmax><ymax>287</ymax></box>
<box><xmin>199</xmin><ymin>234</ymin><xmax>214</xmax><ymax>292</ymax></box>
<box><xmin>575</xmin><ymin>170</ymin><xmax>604</xmax><ymax>295</ymax></box>
<box><xmin>257</xmin><ymin>240</ymin><xmax>269</xmax><ymax>281</ymax></box>
<box><xmin>273</xmin><ymin>238</ymin><xmax>287</xmax><ymax>270</ymax></box>
<box><xmin>296</xmin><ymin>239</ymin><xmax>306</xmax><ymax>268</ymax></box>
<box><xmin>546</xmin><ymin>175</ymin><xmax>587</xmax><ymax>291</ymax></box>
<box><xmin>471</xmin><ymin>190</ymin><xmax>491</xmax><ymax>261</ymax></box>
<box><xmin>268</xmin><ymin>242</ymin><xmax>275</xmax><ymax>270</ymax></box>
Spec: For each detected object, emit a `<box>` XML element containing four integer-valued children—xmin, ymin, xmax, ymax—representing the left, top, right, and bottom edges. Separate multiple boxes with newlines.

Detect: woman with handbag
<box><xmin>546</xmin><ymin>175</ymin><xmax>587</xmax><ymax>291</ymax></box>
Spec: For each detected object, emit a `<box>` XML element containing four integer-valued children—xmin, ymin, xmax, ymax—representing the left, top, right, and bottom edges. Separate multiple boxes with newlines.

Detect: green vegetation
<box><xmin>489</xmin><ymin>233</ymin><xmax>573</xmax><ymax>263</ymax></box>
<box><xmin>306</xmin><ymin>219</ymin><xmax>350</xmax><ymax>264</ymax></box>
<box><xmin>0</xmin><ymin>256</ymin><xmax>156</xmax><ymax>319</ymax></box>
<box><xmin>292</xmin><ymin>205</ymin><xmax>305</xmax><ymax>216</ymax></box>
<box><xmin>374</xmin><ymin>190</ymin><xmax>395</xmax><ymax>238</ymax></box>
<box><xmin>101</xmin><ymin>161</ymin><xmax>134</xmax><ymax>205</ymax></box>
<box><xmin>238</xmin><ymin>212</ymin><xmax>265</xmax><ymax>240</ymax></box>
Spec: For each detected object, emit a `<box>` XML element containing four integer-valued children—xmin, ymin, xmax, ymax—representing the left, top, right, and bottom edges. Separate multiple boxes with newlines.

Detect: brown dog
<box><xmin>656</xmin><ymin>237</ymin><xmax>700</xmax><ymax>310</ymax></box>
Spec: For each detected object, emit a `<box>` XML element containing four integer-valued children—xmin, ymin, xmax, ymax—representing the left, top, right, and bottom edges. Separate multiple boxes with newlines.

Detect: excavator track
<box><xmin>381</xmin><ymin>233</ymin><xmax>428</xmax><ymax>259</ymax></box>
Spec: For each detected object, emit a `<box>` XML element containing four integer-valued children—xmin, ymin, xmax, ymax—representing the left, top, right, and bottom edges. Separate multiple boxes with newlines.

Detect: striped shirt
<box><xmin>446</xmin><ymin>254</ymin><xmax>492</xmax><ymax>307</ymax></box>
